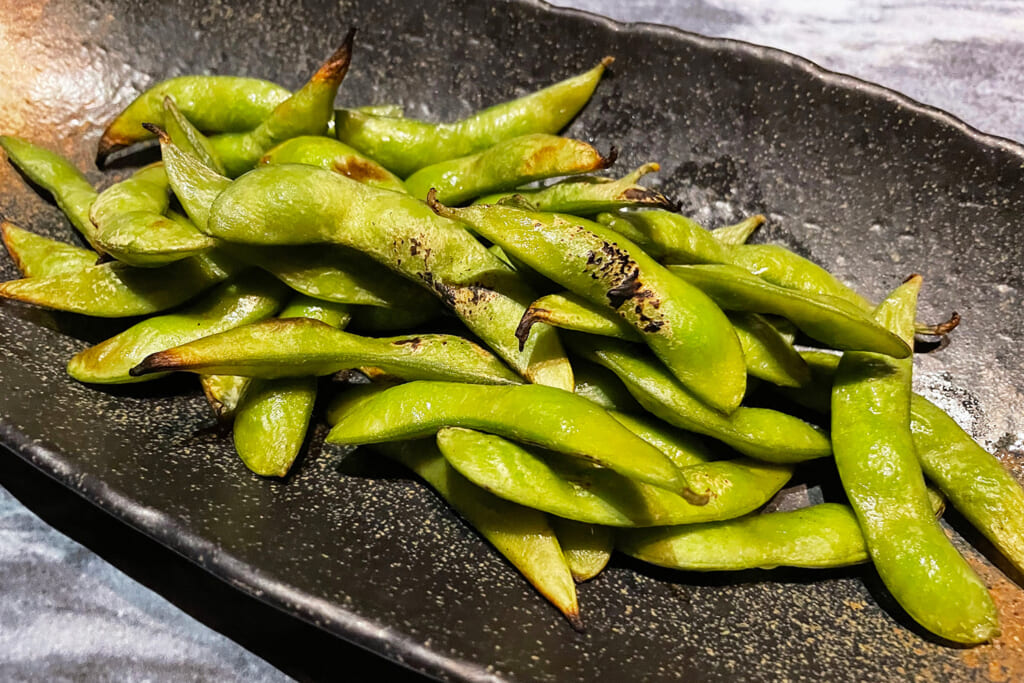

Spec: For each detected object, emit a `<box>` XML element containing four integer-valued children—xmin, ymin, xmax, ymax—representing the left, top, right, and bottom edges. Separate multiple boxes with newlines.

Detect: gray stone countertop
<box><xmin>2</xmin><ymin>1</ymin><xmax>1021</xmax><ymax>680</ymax></box>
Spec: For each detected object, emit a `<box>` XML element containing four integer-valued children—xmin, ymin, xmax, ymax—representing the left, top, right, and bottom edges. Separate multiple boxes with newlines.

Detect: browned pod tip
<box><xmin>515</xmin><ymin>306</ymin><xmax>550</xmax><ymax>351</ymax></box>
<box><xmin>141</xmin><ymin>122</ymin><xmax>170</xmax><ymax>142</ymax></box>
<box><xmin>0</xmin><ymin>221</ymin><xmax>27</xmax><ymax>274</ymax></box>
<box><xmin>313</xmin><ymin>27</ymin><xmax>357</xmax><ymax>85</ymax></box>
<box><xmin>565</xmin><ymin>608</ymin><xmax>585</xmax><ymax>633</ymax></box>
<box><xmin>129</xmin><ymin>350</ymin><xmax>183</xmax><ymax>377</ymax></box>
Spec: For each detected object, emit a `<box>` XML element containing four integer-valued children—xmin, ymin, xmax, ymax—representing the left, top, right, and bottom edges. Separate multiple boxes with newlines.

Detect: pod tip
<box><xmin>600</xmin><ymin>56</ymin><xmax>615</xmax><ymax>68</ymax></box>
<box><xmin>141</xmin><ymin>122</ymin><xmax>170</xmax><ymax>143</ymax></box>
<box><xmin>565</xmin><ymin>608</ymin><xmax>585</xmax><ymax>633</ymax></box>
<box><xmin>129</xmin><ymin>352</ymin><xmax>171</xmax><ymax>377</ymax></box>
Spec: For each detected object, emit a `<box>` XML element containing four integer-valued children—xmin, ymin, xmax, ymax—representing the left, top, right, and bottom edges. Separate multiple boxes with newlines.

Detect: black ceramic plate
<box><xmin>2</xmin><ymin>0</ymin><xmax>1023</xmax><ymax>680</ymax></box>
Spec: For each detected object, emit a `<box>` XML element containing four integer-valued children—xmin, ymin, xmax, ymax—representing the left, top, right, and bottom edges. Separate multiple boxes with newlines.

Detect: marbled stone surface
<box><xmin>0</xmin><ymin>1</ymin><xmax>1020</xmax><ymax>680</ymax></box>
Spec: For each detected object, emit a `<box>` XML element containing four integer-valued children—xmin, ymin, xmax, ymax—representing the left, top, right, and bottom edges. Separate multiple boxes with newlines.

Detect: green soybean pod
<box><xmin>334</xmin><ymin>57</ymin><xmax>612</xmax><ymax>178</ymax></box>
<box><xmin>668</xmin><ymin>264</ymin><xmax>910</xmax><ymax>358</ymax></box>
<box><xmin>609</xmin><ymin>411</ymin><xmax>716</xmax><ymax>469</ymax></box>
<box><xmin>570</xmin><ymin>335</ymin><xmax>831</xmax><ymax>464</ymax></box>
<box><xmin>619</xmin><ymin>503</ymin><xmax>870</xmax><ymax>571</ymax></box>
<box><xmin>0</xmin><ymin>250</ymin><xmax>239</xmax><ymax>317</ymax></box>
<box><xmin>130</xmin><ymin>320</ymin><xmax>522</xmax><ymax>386</ymax></box>
<box><xmin>710</xmin><ymin>215</ymin><xmax>765</xmax><ymax>246</ymax></box>
<box><xmin>162</xmin><ymin>96</ymin><xmax>226</xmax><ymax>175</ymax></box>
<box><xmin>326</xmin><ymin>381</ymin><xmax>695</xmax><ymax>498</ymax></box>
<box><xmin>473</xmin><ymin>163</ymin><xmax>676</xmax><ymax>216</ymax></box>
<box><xmin>404</xmin><ymin>134</ymin><xmax>613</xmax><ymax>205</ymax></box>
<box><xmin>90</xmin><ymin>163</ymin><xmax>216</xmax><ymax>267</ymax></box>
<box><xmin>209</xmin><ymin>30</ymin><xmax>355</xmax><ymax>177</ymax></box>
<box><xmin>572</xmin><ymin>358</ymin><xmax>643</xmax><ymax>413</ymax></box>
<box><xmin>371</xmin><ymin>439</ymin><xmax>581</xmax><ymax>628</ymax></box>
<box><xmin>780</xmin><ymin>350</ymin><xmax>1024</xmax><ymax>577</ymax></box>
<box><xmin>205</xmin><ymin>163</ymin><xmax>573</xmax><ymax>390</ymax></box>
<box><xmin>549</xmin><ymin>518</ymin><xmax>613</xmax><ymax>582</ymax></box>
<box><xmin>1</xmin><ymin>222</ymin><xmax>96</xmax><ymax>277</ymax></box>
<box><xmin>232</xmin><ymin>295</ymin><xmax>352</xmax><ymax>477</ymax></box>
<box><xmin>97</xmin><ymin>76</ymin><xmax>291</xmax><ymax>161</ymax></box>
<box><xmin>832</xmin><ymin>275</ymin><xmax>998</xmax><ymax>644</ymax></box>
<box><xmin>259</xmin><ymin>135</ymin><xmax>407</xmax><ymax>193</ymax></box>
<box><xmin>66</xmin><ymin>270</ymin><xmax>287</xmax><ymax>384</ymax></box>
<box><xmin>0</xmin><ymin>135</ymin><xmax>102</xmax><ymax>252</ymax></box>
<box><xmin>522</xmin><ymin>292</ymin><xmax>810</xmax><ymax>387</ymax></box>
<box><xmin>430</xmin><ymin>200</ymin><xmax>746</xmax><ymax>414</ymax></box>
<box><xmin>435</xmin><ymin>427</ymin><xmax>792</xmax><ymax>527</ymax></box>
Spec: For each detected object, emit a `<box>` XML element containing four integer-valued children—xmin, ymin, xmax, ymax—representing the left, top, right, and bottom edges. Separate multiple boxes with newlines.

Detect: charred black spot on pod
<box><xmin>392</xmin><ymin>337</ymin><xmax>423</xmax><ymax>349</ymax></box>
<box><xmin>606</xmin><ymin>268</ymin><xmax>642</xmax><ymax>309</ymax></box>
<box><xmin>331</xmin><ymin>156</ymin><xmax>390</xmax><ymax>183</ymax></box>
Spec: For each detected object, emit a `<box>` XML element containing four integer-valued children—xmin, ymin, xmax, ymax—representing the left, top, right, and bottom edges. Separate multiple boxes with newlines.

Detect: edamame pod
<box><xmin>0</xmin><ymin>250</ymin><xmax>239</xmax><ymax>317</ymax></box>
<box><xmin>609</xmin><ymin>411</ymin><xmax>715</xmax><ymax>469</ymax></box>
<box><xmin>67</xmin><ymin>270</ymin><xmax>288</xmax><ymax>383</ymax></box>
<box><xmin>327</xmin><ymin>381</ymin><xmax>699</xmax><ymax>498</ymax></box>
<box><xmin>131</xmin><ymin>320</ymin><xmax>521</xmax><ymax>386</ymax></box>
<box><xmin>436</xmin><ymin>427</ymin><xmax>791</xmax><ymax>527</ymax></box>
<box><xmin>473</xmin><ymin>163</ymin><xmax>676</xmax><ymax>215</ymax></box>
<box><xmin>97</xmin><ymin>76</ymin><xmax>291</xmax><ymax>161</ymax></box>
<box><xmin>404</xmin><ymin>134</ymin><xmax>613</xmax><ymax>205</ymax></box>
<box><xmin>1</xmin><ymin>222</ymin><xmax>96</xmax><ymax>277</ymax></box>
<box><xmin>571</xmin><ymin>335</ymin><xmax>831</xmax><ymax>463</ymax></box>
<box><xmin>522</xmin><ymin>292</ymin><xmax>810</xmax><ymax>387</ymax></box>
<box><xmin>259</xmin><ymin>136</ymin><xmax>407</xmax><ymax>193</ymax></box>
<box><xmin>620</xmin><ymin>503</ymin><xmax>871</xmax><ymax>571</ymax></box>
<box><xmin>162</xmin><ymin>96</ymin><xmax>226</xmax><ymax>175</ymax></box>
<box><xmin>620</xmin><ymin>490</ymin><xmax>948</xmax><ymax>572</ymax></box>
<box><xmin>200</xmin><ymin>374</ymin><xmax>250</xmax><ymax>421</ymax></box>
<box><xmin>832</xmin><ymin>276</ymin><xmax>998</xmax><ymax>644</ymax></box>
<box><xmin>372</xmin><ymin>439</ymin><xmax>581</xmax><ymax>628</ymax></box>
<box><xmin>232</xmin><ymin>296</ymin><xmax>351</xmax><ymax>477</ymax></box>
<box><xmin>90</xmin><ymin>163</ymin><xmax>216</xmax><ymax>266</ymax></box>
<box><xmin>430</xmin><ymin>200</ymin><xmax>745</xmax><ymax>413</ymax></box>
<box><xmin>668</xmin><ymin>264</ymin><xmax>910</xmax><ymax>358</ymax></box>
<box><xmin>601</xmin><ymin>210</ymin><xmax>956</xmax><ymax>336</ymax></box>
<box><xmin>205</xmin><ymin>163</ymin><xmax>573</xmax><ymax>390</ymax></box>
<box><xmin>209</xmin><ymin>30</ymin><xmax>355</xmax><ymax>177</ymax></box>
<box><xmin>334</xmin><ymin>58</ymin><xmax>612</xmax><ymax>177</ymax></box>
<box><xmin>549</xmin><ymin>518</ymin><xmax>613</xmax><ymax>582</ymax></box>
<box><xmin>0</xmin><ymin>136</ymin><xmax>102</xmax><ymax>251</ymax></box>
<box><xmin>778</xmin><ymin>350</ymin><xmax>1024</xmax><ymax>577</ymax></box>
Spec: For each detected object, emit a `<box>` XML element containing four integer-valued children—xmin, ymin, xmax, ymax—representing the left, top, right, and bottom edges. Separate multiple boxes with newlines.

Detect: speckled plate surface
<box><xmin>2</xmin><ymin>0</ymin><xmax>1023</xmax><ymax>680</ymax></box>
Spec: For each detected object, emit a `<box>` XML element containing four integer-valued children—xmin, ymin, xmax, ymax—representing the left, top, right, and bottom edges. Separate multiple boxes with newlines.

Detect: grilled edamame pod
<box><xmin>832</xmin><ymin>275</ymin><xmax>998</xmax><ymax>644</ymax></box>
<box><xmin>335</xmin><ymin>58</ymin><xmax>612</xmax><ymax>177</ymax></box>
<box><xmin>89</xmin><ymin>163</ymin><xmax>216</xmax><ymax>266</ymax></box>
<box><xmin>570</xmin><ymin>335</ymin><xmax>831</xmax><ymax>463</ymax></box>
<box><xmin>0</xmin><ymin>249</ymin><xmax>239</xmax><ymax>317</ymax></box>
<box><xmin>203</xmin><ymin>163</ymin><xmax>573</xmax><ymax>390</ymax></box>
<box><xmin>429</xmin><ymin>199</ymin><xmax>746</xmax><ymax>413</ymax></box>
<box><xmin>259</xmin><ymin>135</ymin><xmax>407</xmax><ymax>192</ymax></box>
<box><xmin>435</xmin><ymin>427</ymin><xmax>791</xmax><ymax>527</ymax></box>
<box><xmin>522</xmin><ymin>291</ymin><xmax>810</xmax><ymax>387</ymax></box>
<box><xmin>1</xmin><ymin>222</ymin><xmax>96</xmax><ymax>277</ymax></box>
<box><xmin>327</xmin><ymin>381</ymin><xmax>701</xmax><ymax>498</ymax></box>
<box><xmin>372</xmin><ymin>439</ymin><xmax>581</xmax><ymax>628</ymax></box>
<box><xmin>67</xmin><ymin>270</ymin><xmax>288</xmax><ymax>384</ymax></box>
<box><xmin>404</xmin><ymin>134</ymin><xmax>614</xmax><ymax>205</ymax></box>
<box><xmin>233</xmin><ymin>295</ymin><xmax>352</xmax><ymax>477</ymax></box>
<box><xmin>0</xmin><ymin>136</ymin><xmax>102</xmax><ymax>251</ymax></box>
<box><xmin>777</xmin><ymin>350</ymin><xmax>1024</xmax><ymax>577</ymax></box>
<box><xmin>668</xmin><ymin>264</ymin><xmax>910</xmax><ymax>357</ymax></box>
<box><xmin>473</xmin><ymin>163</ymin><xmax>676</xmax><ymax>215</ymax></box>
<box><xmin>131</xmin><ymin>320</ymin><xmax>521</xmax><ymax>386</ymax></box>
<box><xmin>209</xmin><ymin>30</ymin><xmax>355</xmax><ymax>177</ymax></box>
<box><xmin>97</xmin><ymin>76</ymin><xmax>291</xmax><ymax>161</ymax></box>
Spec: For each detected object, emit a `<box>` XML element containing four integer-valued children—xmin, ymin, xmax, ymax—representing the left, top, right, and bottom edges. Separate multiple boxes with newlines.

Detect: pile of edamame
<box><xmin>2</xmin><ymin>29</ymin><xmax>1021</xmax><ymax>643</ymax></box>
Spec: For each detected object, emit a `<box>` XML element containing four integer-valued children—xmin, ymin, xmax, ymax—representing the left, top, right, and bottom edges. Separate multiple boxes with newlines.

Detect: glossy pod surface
<box><xmin>334</xmin><ymin>58</ymin><xmax>611</xmax><ymax>178</ymax></box>
<box><xmin>98</xmin><ymin>76</ymin><xmax>291</xmax><ymax>160</ymax></box>
<box><xmin>437</xmin><ymin>427</ymin><xmax>791</xmax><ymax>527</ymax></box>
<box><xmin>572</xmin><ymin>335</ymin><xmax>831</xmax><ymax>463</ymax></box>
<box><xmin>67</xmin><ymin>270</ymin><xmax>288</xmax><ymax>383</ymax></box>
<box><xmin>204</xmin><ymin>163</ymin><xmax>572</xmax><ymax>389</ymax></box>
<box><xmin>404</xmin><ymin>134</ymin><xmax>612</xmax><ymax>205</ymax></box>
<box><xmin>327</xmin><ymin>381</ymin><xmax>695</xmax><ymax>496</ymax></box>
<box><xmin>432</xmin><ymin>202</ymin><xmax>746</xmax><ymax>413</ymax></box>
<box><xmin>373</xmin><ymin>439</ymin><xmax>580</xmax><ymax>628</ymax></box>
<box><xmin>832</xmin><ymin>277</ymin><xmax>998</xmax><ymax>644</ymax></box>
<box><xmin>132</xmin><ymin>319</ymin><xmax>521</xmax><ymax>385</ymax></box>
